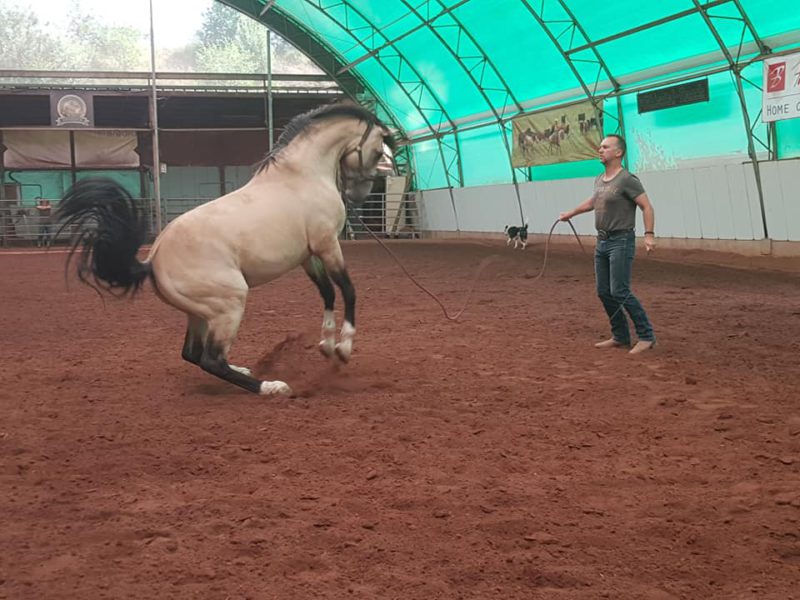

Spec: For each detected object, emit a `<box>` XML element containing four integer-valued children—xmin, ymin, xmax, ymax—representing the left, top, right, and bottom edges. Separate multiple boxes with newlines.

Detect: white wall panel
<box><xmin>760</xmin><ymin>160</ymin><xmax>800</xmax><ymax>241</ymax></box>
<box><xmin>776</xmin><ymin>161</ymin><xmax>800</xmax><ymax>241</ymax></box>
<box><xmin>454</xmin><ymin>184</ymin><xmax>521</xmax><ymax>232</ymax></box>
<box><xmin>725</xmin><ymin>164</ymin><xmax>760</xmax><ymax>240</ymax></box>
<box><xmin>518</xmin><ymin>177</ymin><xmax>596</xmax><ymax>236</ymax></box>
<box><xmin>760</xmin><ymin>162</ymin><xmax>788</xmax><ymax>241</ymax></box>
<box><xmin>692</xmin><ymin>168</ymin><xmax>720</xmax><ymax>239</ymax></box>
<box><xmin>677</xmin><ymin>170</ymin><xmax>703</xmax><ymax>239</ymax></box>
<box><xmin>418</xmin><ymin>189</ymin><xmax>458</xmax><ymax>231</ymax></box>
<box><xmin>417</xmin><ymin>160</ymin><xmax>799</xmax><ymax>242</ymax></box>
<box><xmin>637</xmin><ymin>170</ymin><xmax>684</xmax><ymax>238</ymax></box>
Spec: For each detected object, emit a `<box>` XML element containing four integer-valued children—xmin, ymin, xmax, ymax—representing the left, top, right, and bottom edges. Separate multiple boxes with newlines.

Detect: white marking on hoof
<box><xmin>230</xmin><ymin>365</ymin><xmax>252</xmax><ymax>376</ymax></box>
<box><xmin>335</xmin><ymin>341</ymin><xmax>352</xmax><ymax>363</ymax></box>
<box><xmin>260</xmin><ymin>380</ymin><xmax>292</xmax><ymax>396</ymax></box>
<box><xmin>319</xmin><ymin>309</ymin><xmax>336</xmax><ymax>358</ymax></box>
<box><xmin>335</xmin><ymin>321</ymin><xmax>356</xmax><ymax>363</ymax></box>
<box><xmin>319</xmin><ymin>339</ymin><xmax>336</xmax><ymax>358</ymax></box>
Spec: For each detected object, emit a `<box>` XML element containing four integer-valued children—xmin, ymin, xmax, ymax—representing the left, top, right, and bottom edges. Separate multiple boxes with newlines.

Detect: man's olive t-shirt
<box><xmin>592</xmin><ymin>169</ymin><xmax>645</xmax><ymax>232</ymax></box>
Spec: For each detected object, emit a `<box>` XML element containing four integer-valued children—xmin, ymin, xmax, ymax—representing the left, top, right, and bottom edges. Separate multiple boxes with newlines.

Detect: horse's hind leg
<box><xmin>182</xmin><ymin>314</ymin><xmax>251</xmax><ymax>375</ymax></box>
<box><xmin>181</xmin><ymin>315</ymin><xmax>206</xmax><ymax>365</ymax></box>
<box><xmin>303</xmin><ymin>257</ymin><xmax>336</xmax><ymax>358</ymax></box>
<box><xmin>199</xmin><ymin>298</ymin><xmax>291</xmax><ymax>396</ymax></box>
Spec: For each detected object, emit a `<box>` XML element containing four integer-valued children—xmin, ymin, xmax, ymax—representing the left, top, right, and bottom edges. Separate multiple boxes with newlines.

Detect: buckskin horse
<box><xmin>56</xmin><ymin>103</ymin><xmax>395</xmax><ymax>396</ymax></box>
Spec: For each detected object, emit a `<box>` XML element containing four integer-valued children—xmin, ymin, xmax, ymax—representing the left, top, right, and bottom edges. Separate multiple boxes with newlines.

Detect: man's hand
<box><xmin>644</xmin><ymin>232</ymin><xmax>656</xmax><ymax>253</ymax></box>
<box><xmin>558</xmin><ymin>211</ymin><xmax>573</xmax><ymax>222</ymax></box>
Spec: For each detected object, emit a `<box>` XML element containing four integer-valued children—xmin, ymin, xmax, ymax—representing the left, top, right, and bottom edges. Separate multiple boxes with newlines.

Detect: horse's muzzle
<box><xmin>344</xmin><ymin>177</ymin><xmax>375</xmax><ymax>206</ymax></box>
<box><xmin>376</xmin><ymin>152</ymin><xmax>394</xmax><ymax>175</ymax></box>
<box><xmin>375</xmin><ymin>142</ymin><xmax>395</xmax><ymax>175</ymax></box>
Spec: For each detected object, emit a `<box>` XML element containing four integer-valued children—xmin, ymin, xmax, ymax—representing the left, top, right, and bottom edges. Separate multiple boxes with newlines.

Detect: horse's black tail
<box><xmin>57</xmin><ymin>177</ymin><xmax>152</xmax><ymax>296</ymax></box>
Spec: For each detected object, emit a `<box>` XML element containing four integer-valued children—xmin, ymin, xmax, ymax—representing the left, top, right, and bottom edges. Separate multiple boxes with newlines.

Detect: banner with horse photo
<box><xmin>511</xmin><ymin>101</ymin><xmax>603</xmax><ymax>167</ymax></box>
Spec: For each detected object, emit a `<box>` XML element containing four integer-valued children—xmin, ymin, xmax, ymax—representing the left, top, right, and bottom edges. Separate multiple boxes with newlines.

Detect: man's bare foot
<box><xmin>594</xmin><ymin>338</ymin><xmax>629</xmax><ymax>349</ymax></box>
<box><xmin>629</xmin><ymin>340</ymin><xmax>656</xmax><ymax>355</ymax></box>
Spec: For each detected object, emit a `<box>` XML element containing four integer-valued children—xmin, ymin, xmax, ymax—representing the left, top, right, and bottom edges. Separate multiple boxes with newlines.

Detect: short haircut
<box><xmin>606</xmin><ymin>134</ymin><xmax>626</xmax><ymax>157</ymax></box>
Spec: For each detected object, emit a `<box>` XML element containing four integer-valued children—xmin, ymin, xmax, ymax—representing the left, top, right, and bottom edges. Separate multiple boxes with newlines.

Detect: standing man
<box><xmin>559</xmin><ymin>134</ymin><xmax>656</xmax><ymax>355</ymax></box>
<box><xmin>35</xmin><ymin>197</ymin><xmax>53</xmax><ymax>248</ymax></box>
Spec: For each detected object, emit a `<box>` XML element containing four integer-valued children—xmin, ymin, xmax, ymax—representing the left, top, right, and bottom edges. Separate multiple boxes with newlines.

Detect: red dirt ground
<box><xmin>1</xmin><ymin>240</ymin><xmax>799</xmax><ymax>600</ymax></box>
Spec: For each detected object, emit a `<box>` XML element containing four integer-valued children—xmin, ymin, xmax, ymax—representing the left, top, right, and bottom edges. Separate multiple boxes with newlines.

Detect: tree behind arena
<box><xmin>195</xmin><ymin>2</ymin><xmax>319</xmax><ymax>74</ymax></box>
<box><xmin>0</xmin><ymin>0</ymin><xmax>319</xmax><ymax>74</ymax></box>
<box><xmin>0</xmin><ymin>3</ymin><xmax>145</xmax><ymax>70</ymax></box>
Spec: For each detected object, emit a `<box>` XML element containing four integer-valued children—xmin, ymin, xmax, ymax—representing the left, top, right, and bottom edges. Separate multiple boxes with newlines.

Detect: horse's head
<box><xmin>340</xmin><ymin>121</ymin><xmax>396</xmax><ymax>207</ymax></box>
<box><xmin>254</xmin><ymin>103</ymin><xmax>397</xmax><ymax>207</ymax></box>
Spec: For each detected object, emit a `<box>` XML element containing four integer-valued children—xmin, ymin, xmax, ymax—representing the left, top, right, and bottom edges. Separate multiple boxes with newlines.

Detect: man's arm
<box><xmin>558</xmin><ymin>196</ymin><xmax>594</xmax><ymax>222</ymax></box>
<box><xmin>633</xmin><ymin>192</ymin><xmax>655</xmax><ymax>252</ymax></box>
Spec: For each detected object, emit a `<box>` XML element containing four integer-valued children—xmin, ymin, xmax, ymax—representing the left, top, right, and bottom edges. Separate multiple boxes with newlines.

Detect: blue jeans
<box><xmin>594</xmin><ymin>230</ymin><xmax>655</xmax><ymax>344</ymax></box>
<box><xmin>38</xmin><ymin>224</ymin><xmax>52</xmax><ymax>247</ymax></box>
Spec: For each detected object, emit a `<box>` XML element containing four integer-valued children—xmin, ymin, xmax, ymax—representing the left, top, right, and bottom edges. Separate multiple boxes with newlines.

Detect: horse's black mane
<box><xmin>255</xmin><ymin>103</ymin><xmax>394</xmax><ymax>173</ymax></box>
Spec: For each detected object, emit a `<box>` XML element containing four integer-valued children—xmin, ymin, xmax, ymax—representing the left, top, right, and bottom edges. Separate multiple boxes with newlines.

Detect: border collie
<box><xmin>504</xmin><ymin>222</ymin><xmax>528</xmax><ymax>250</ymax></box>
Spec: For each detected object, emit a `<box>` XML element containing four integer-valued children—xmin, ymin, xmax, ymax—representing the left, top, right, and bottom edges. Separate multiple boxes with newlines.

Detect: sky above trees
<box><xmin>0</xmin><ymin>0</ymin><xmax>320</xmax><ymax>74</ymax></box>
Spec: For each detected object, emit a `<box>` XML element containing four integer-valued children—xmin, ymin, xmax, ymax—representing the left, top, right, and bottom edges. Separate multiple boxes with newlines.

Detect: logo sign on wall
<box><xmin>50</xmin><ymin>92</ymin><xmax>94</xmax><ymax>127</ymax></box>
<box><xmin>763</xmin><ymin>52</ymin><xmax>800</xmax><ymax>122</ymax></box>
<box><xmin>511</xmin><ymin>100</ymin><xmax>604</xmax><ymax>167</ymax></box>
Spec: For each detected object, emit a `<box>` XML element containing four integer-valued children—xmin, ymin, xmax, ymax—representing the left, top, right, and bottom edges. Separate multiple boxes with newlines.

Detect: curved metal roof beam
<box><xmin>566</xmin><ymin>0</ymin><xmax>729</xmax><ymax>57</ymax></box>
<box><xmin>517</xmin><ymin>0</ymin><xmax>617</xmax><ymax>127</ymax></box>
<box><xmin>396</xmin><ymin>0</ymin><xmax>529</xmax><ymax>201</ymax></box>
<box><xmin>691</xmin><ymin>0</ymin><xmax>771</xmax><ymax>238</ymax></box>
<box><xmin>298</xmin><ymin>1</ymin><xmax>457</xmax><ymax>130</ymax></box>
<box><xmin>729</xmin><ymin>0</ymin><xmax>769</xmax><ymax>55</ymax></box>
<box><xmin>335</xmin><ymin>0</ymin><xmax>476</xmax><ymax>75</ymax></box>
<box><xmin>552</xmin><ymin>0</ymin><xmax>619</xmax><ymax>91</ymax></box>
<box><xmin>218</xmin><ymin>0</ymin><xmax>463</xmax><ymax>197</ymax></box>
<box><xmin>221</xmin><ymin>1</ymin><xmax>416</xmax><ymax>182</ymax></box>
<box><xmin>257</xmin><ymin>7</ymin><xmax>423</xmax><ymax>172</ymax></box>
<box><xmin>219</xmin><ymin>1</ymin><xmax>375</xmax><ymax>112</ymax></box>
<box><xmin>221</xmin><ymin>1</ymin><xmax>451</xmax><ymax>135</ymax></box>
<box><xmin>403</xmin><ymin>30</ymin><xmax>796</xmax><ymax>143</ymax></box>
<box><xmin>295</xmin><ymin>0</ymin><xmax>465</xmax><ymax>190</ymax></box>
<box><xmin>402</xmin><ymin>0</ymin><xmax>522</xmax><ymax>113</ymax></box>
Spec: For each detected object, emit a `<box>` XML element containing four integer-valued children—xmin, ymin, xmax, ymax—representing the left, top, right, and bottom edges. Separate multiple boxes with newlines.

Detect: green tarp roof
<box><xmin>221</xmin><ymin>1</ymin><xmax>800</xmax><ymax>186</ymax></box>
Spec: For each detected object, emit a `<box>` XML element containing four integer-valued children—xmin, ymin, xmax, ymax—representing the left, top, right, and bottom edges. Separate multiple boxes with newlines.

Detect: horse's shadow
<box><xmin>191</xmin><ymin>382</ymin><xmax>254</xmax><ymax>397</ymax></box>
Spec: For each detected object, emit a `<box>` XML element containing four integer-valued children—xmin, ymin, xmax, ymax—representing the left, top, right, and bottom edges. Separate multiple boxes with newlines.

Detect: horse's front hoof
<box><xmin>334</xmin><ymin>342</ymin><xmax>352</xmax><ymax>364</ymax></box>
<box><xmin>319</xmin><ymin>339</ymin><xmax>336</xmax><ymax>358</ymax></box>
<box><xmin>260</xmin><ymin>380</ymin><xmax>292</xmax><ymax>396</ymax></box>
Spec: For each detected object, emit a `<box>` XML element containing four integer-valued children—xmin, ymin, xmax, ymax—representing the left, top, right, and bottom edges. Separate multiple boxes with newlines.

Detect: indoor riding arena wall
<box><xmin>419</xmin><ymin>159</ymin><xmax>800</xmax><ymax>256</ymax></box>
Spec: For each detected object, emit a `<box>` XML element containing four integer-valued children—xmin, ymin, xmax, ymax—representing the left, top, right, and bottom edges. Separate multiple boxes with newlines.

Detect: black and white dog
<box><xmin>504</xmin><ymin>222</ymin><xmax>528</xmax><ymax>250</ymax></box>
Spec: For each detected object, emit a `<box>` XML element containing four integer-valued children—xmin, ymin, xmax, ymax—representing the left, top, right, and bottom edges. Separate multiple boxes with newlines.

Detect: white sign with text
<box><xmin>763</xmin><ymin>52</ymin><xmax>800</xmax><ymax>122</ymax></box>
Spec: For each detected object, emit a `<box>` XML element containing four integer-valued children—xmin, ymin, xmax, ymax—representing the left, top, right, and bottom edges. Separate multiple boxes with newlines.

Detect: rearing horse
<box><xmin>57</xmin><ymin>103</ymin><xmax>395</xmax><ymax>396</ymax></box>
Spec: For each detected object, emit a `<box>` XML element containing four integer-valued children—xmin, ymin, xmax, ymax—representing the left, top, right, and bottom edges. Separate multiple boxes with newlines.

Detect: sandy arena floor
<box><xmin>1</xmin><ymin>240</ymin><xmax>799</xmax><ymax>599</ymax></box>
